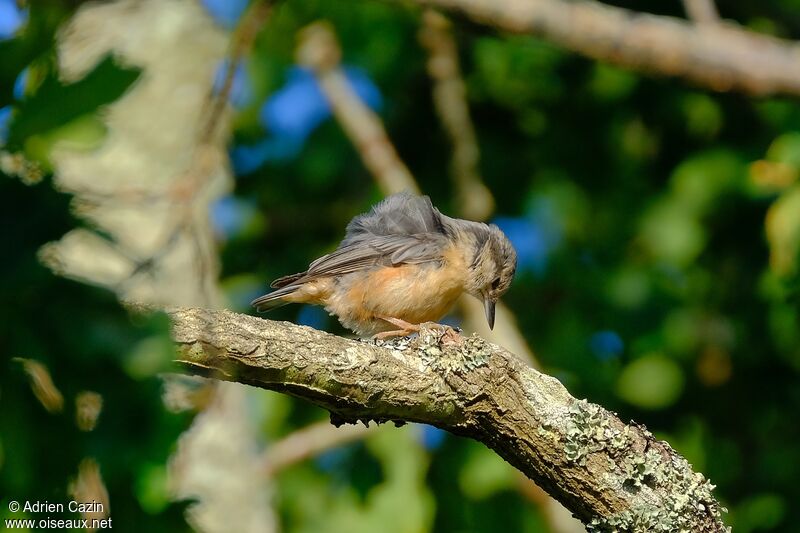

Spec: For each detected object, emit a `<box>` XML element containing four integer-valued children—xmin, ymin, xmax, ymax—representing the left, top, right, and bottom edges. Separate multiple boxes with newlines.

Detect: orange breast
<box><xmin>333</xmin><ymin>244</ymin><xmax>468</xmax><ymax>328</ymax></box>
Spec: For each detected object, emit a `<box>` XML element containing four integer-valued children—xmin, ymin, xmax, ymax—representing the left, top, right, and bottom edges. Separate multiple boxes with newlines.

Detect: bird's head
<box><xmin>464</xmin><ymin>224</ymin><xmax>517</xmax><ymax>329</ymax></box>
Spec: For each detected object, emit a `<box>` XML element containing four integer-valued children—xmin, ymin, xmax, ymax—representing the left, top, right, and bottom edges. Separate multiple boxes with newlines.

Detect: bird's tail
<box><xmin>251</xmin><ymin>285</ymin><xmax>300</xmax><ymax>312</ymax></box>
<box><xmin>252</xmin><ymin>270</ymin><xmax>310</xmax><ymax>312</ymax></box>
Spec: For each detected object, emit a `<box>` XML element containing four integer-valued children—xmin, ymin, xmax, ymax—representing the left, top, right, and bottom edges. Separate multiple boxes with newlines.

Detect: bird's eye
<box><xmin>491</xmin><ymin>277</ymin><xmax>501</xmax><ymax>290</ymax></box>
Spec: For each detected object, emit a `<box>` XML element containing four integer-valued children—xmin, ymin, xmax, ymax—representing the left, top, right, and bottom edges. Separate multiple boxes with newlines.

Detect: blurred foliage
<box><xmin>3</xmin><ymin>0</ymin><xmax>800</xmax><ymax>532</ymax></box>
<box><xmin>278</xmin><ymin>426</ymin><xmax>434</xmax><ymax>533</ymax></box>
<box><xmin>0</xmin><ymin>176</ymin><xmax>192</xmax><ymax>530</ymax></box>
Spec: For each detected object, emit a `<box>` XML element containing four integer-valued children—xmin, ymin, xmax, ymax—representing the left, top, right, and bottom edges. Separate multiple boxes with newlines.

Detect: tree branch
<box><xmin>259</xmin><ymin>420</ymin><xmax>372</xmax><ymax>477</ymax></box>
<box><xmin>403</xmin><ymin>0</ymin><xmax>800</xmax><ymax>97</ymax></box>
<box><xmin>419</xmin><ymin>10</ymin><xmax>495</xmax><ymax>222</ymax></box>
<box><xmin>296</xmin><ymin>22</ymin><xmax>421</xmax><ymax>195</ymax></box>
<box><xmin>682</xmin><ymin>0</ymin><xmax>720</xmax><ymax>25</ymax></box>
<box><xmin>168</xmin><ymin>307</ymin><xmax>728</xmax><ymax>531</ymax></box>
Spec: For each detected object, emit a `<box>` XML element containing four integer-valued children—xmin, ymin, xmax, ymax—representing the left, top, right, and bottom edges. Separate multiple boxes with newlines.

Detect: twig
<box><xmin>418</xmin><ymin>10</ymin><xmax>494</xmax><ymax>222</ymax></box>
<box><xmin>404</xmin><ymin>0</ymin><xmax>800</xmax><ymax>96</ymax></box>
<box><xmin>414</xmin><ymin>12</ymin><xmax>538</xmax><ymax>367</ymax></box>
<box><xmin>296</xmin><ymin>22</ymin><xmax>420</xmax><ymax>195</ymax></box>
<box><xmin>682</xmin><ymin>0</ymin><xmax>720</xmax><ymax>25</ymax></box>
<box><xmin>108</xmin><ymin>3</ymin><xmax>273</xmax><ymax>295</ymax></box>
<box><xmin>200</xmin><ymin>0</ymin><xmax>273</xmax><ymax>146</ymax></box>
<box><xmin>259</xmin><ymin>421</ymin><xmax>372</xmax><ymax>477</ymax></box>
<box><xmin>168</xmin><ymin>307</ymin><xmax>729</xmax><ymax>532</ymax></box>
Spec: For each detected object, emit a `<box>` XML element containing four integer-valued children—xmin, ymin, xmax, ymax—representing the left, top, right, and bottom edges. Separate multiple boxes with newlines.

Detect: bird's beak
<box><xmin>484</xmin><ymin>297</ymin><xmax>496</xmax><ymax>330</ymax></box>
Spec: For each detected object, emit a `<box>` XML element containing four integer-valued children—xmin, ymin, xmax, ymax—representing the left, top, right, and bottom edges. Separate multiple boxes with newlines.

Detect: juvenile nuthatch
<box><xmin>252</xmin><ymin>192</ymin><xmax>517</xmax><ymax>338</ymax></box>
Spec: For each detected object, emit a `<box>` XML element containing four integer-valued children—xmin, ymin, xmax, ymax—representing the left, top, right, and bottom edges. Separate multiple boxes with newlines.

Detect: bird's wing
<box><xmin>302</xmin><ymin>233</ymin><xmax>447</xmax><ymax>280</ymax></box>
<box><xmin>271</xmin><ymin>193</ymin><xmax>453</xmax><ymax>286</ymax></box>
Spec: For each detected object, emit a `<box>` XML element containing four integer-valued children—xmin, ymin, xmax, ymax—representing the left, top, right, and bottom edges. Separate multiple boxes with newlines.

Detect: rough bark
<box><xmin>401</xmin><ymin>0</ymin><xmax>800</xmax><ymax>98</ymax></box>
<box><xmin>168</xmin><ymin>307</ymin><xmax>728</xmax><ymax>532</ymax></box>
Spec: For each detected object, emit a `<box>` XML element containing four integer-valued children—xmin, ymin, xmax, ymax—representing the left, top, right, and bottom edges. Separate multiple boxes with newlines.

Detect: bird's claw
<box><xmin>374</xmin><ymin>317</ymin><xmax>462</xmax><ymax>346</ymax></box>
<box><xmin>418</xmin><ymin>322</ymin><xmax>463</xmax><ymax>346</ymax></box>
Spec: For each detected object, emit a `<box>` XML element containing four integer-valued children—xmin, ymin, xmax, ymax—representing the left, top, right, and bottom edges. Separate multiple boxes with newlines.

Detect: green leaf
<box><xmin>588</xmin><ymin>64</ymin><xmax>638</xmax><ymax>102</ymax></box>
<box><xmin>640</xmin><ymin>200</ymin><xmax>706</xmax><ymax>265</ymax></box>
<box><xmin>766</xmin><ymin>185</ymin><xmax>800</xmax><ymax>276</ymax></box>
<box><xmin>671</xmin><ymin>150</ymin><xmax>744</xmax><ymax>213</ymax></box>
<box><xmin>458</xmin><ymin>442</ymin><xmax>516</xmax><ymax>500</ymax></box>
<box><xmin>733</xmin><ymin>493</ymin><xmax>786</xmax><ymax>533</ymax></box>
<box><xmin>8</xmin><ymin>55</ymin><xmax>140</xmax><ymax>147</ymax></box>
<box><xmin>616</xmin><ymin>353</ymin><xmax>684</xmax><ymax>409</ymax></box>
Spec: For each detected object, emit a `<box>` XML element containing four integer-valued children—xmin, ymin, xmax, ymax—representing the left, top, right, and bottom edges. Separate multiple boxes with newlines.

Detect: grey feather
<box><xmin>251</xmin><ymin>285</ymin><xmax>297</xmax><ymax>311</ymax></box>
<box><xmin>270</xmin><ymin>272</ymin><xmax>305</xmax><ymax>288</ymax></box>
<box><xmin>266</xmin><ymin>193</ymin><xmax>452</xmax><ymax>290</ymax></box>
<box><xmin>341</xmin><ymin>192</ymin><xmax>450</xmax><ymax>245</ymax></box>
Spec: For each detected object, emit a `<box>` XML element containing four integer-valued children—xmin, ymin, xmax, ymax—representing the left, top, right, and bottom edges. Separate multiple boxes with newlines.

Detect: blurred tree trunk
<box><xmin>43</xmin><ymin>1</ymin><xmax>276</xmax><ymax>531</ymax></box>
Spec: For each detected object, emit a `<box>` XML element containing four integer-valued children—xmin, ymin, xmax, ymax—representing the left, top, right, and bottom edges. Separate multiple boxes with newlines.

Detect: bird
<box><xmin>252</xmin><ymin>192</ymin><xmax>517</xmax><ymax>338</ymax></box>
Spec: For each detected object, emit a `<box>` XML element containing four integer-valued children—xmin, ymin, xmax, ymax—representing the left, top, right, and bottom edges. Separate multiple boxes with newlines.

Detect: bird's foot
<box><xmin>419</xmin><ymin>322</ymin><xmax>463</xmax><ymax>346</ymax></box>
<box><xmin>375</xmin><ymin>316</ymin><xmax>462</xmax><ymax>345</ymax></box>
<box><xmin>374</xmin><ymin>316</ymin><xmax>420</xmax><ymax>339</ymax></box>
<box><xmin>374</xmin><ymin>328</ymin><xmax>415</xmax><ymax>340</ymax></box>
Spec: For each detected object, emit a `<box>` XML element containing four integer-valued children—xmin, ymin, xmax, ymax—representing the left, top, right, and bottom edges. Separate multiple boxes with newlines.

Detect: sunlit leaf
<box><xmin>616</xmin><ymin>353</ymin><xmax>684</xmax><ymax>409</ymax></box>
<box><xmin>458</xmin><ymin>442</ymin><xmax>516</xmax><ymax>500</ymax></box>
<box><xmin>766</xmin><ymin>185</ymin><xmax>800</xmax><ymax>276</ymax></box>
<box><xmin>640</xmin><ymin>200</ymin><xmax>705</xmax><ymax>265</ymax></box>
